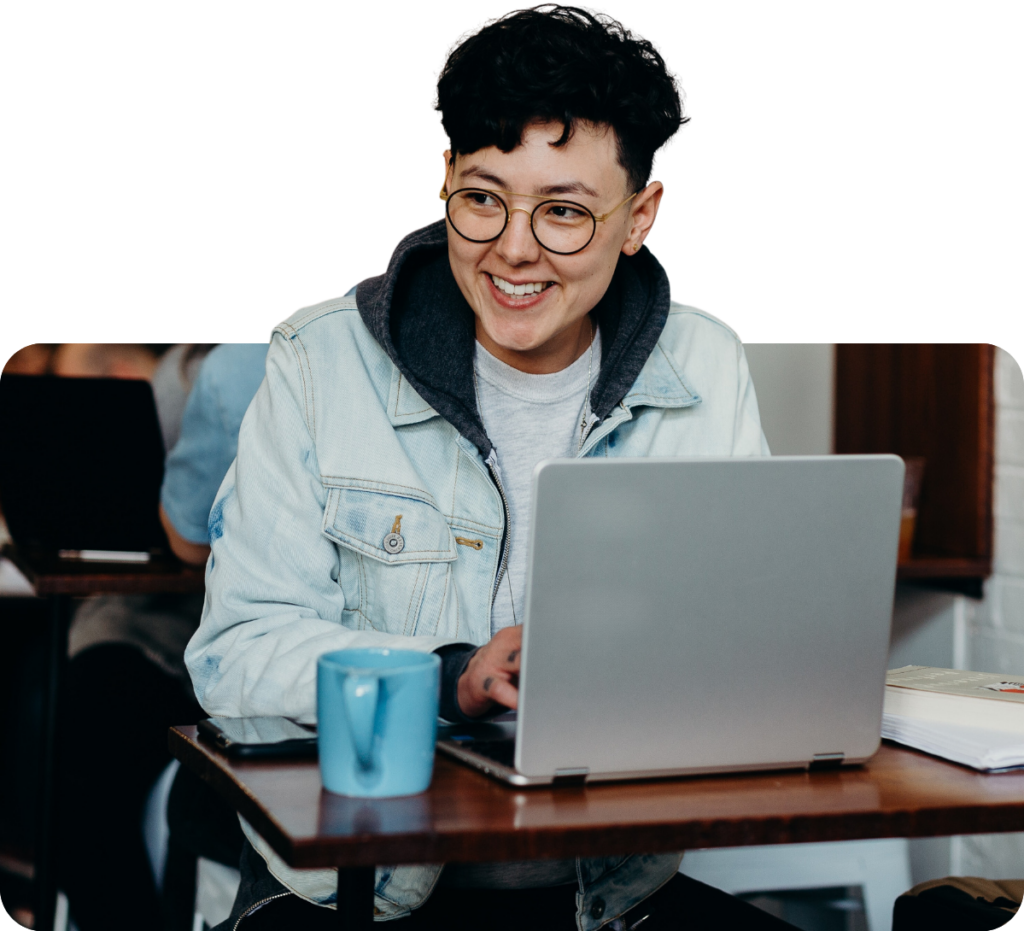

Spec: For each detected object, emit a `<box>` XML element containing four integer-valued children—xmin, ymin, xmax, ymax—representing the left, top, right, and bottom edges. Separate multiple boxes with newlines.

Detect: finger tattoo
<box><xmin>483</xmin><ymin>676</ymin><xmax>494</xmax><ymax>692</ymax></box>
<box><xmin>507</xmin><ymin>650</ymin><xmax>520</xmax><ymax>663</ymax></box>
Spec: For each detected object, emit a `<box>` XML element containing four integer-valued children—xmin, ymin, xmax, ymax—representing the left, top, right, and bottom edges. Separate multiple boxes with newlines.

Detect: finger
<box><xmin>481</xmin><ymin>674</ymin><xmax>518</xmax><ymax>710</ymax></box>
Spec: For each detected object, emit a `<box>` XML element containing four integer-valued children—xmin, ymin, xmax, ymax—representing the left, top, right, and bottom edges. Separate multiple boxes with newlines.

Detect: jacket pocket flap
<box><xmin>322</xmin><ymin>486</ymin><xmax>457</xmax><ymax>564</ymax></box>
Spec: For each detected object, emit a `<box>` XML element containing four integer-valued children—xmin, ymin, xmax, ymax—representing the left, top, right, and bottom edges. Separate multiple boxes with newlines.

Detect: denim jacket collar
<box><xmin>358</xmin><ymin>220</ymin><xmax>679</xmax><ymax>449</ymax></box>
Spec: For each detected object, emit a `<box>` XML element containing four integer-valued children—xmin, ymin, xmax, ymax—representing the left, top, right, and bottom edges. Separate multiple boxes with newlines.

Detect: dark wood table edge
<box><xmin>170</xmin><ymin>727</ymin><xmax>376</xmax><ymax>930</ymax></box>
<box><xmin>5</xmin><ymin>544</ymin><xmax>204</xmax><ymax>931</ymax></box>
<box><xmin>2</xmin><ymin>543</ymin><xmax>206</xmax><ymax>595</ymax></box>
<box><xmin>170</xmin><ymin>725</ymin><xmax>303</xmax><ymax>863</ymax></box>
<box><xmin>169</xmin><ymin>727</ymin><xmax>1024</xmax><ymax>871</ymax></box>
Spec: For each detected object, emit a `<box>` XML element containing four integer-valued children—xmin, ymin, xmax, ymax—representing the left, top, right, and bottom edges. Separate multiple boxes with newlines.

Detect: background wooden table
<box><xmin>4</xmin><ymin>546</ymin><xmax>204</xmax><ymax>931</ymax></box>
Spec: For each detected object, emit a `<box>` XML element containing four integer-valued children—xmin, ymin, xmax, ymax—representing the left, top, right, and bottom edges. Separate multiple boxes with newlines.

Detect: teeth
<box><xmin>490</xmin><ymin>275</ymin><xmax>551</xmax><ymax>296</ymax></box>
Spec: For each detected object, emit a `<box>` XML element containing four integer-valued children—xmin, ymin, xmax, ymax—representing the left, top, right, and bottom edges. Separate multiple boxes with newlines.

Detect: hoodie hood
<box><xmin>356</xmin><ymin>220</ymin><xmax>672</xmax><ymax>458</ymax></box>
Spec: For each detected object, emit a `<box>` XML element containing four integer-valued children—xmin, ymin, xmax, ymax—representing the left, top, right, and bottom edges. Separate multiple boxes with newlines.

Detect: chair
<box><xmin>680</xmin><ymin>837</ymin><xmax>912</xmax><ymax>931</ymax></box>
<box><xmin>162</xmin><ymin>762</ymin><xmax>247</xmax><ymax>930</ymax></box>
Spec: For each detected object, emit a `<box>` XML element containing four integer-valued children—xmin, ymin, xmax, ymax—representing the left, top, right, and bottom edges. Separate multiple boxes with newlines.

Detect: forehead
<box><xmin>454</xmin><ymin>121</ymin><xmax>626</xmax><ymax>197</ymax></box>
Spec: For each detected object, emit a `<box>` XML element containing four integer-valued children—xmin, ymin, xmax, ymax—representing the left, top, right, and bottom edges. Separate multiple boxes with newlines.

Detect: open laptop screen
<box><xmin>0</xmin><ymin>374</ymin><xmax>167</xmax><ymax>554</ymax></box>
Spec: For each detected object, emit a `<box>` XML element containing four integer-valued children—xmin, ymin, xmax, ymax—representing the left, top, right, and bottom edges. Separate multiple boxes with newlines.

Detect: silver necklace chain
<box><xmin>473</xmin><ymin>317</ymin><xmax>596</xmax><ymax>628</ymax></box>
<box><xmin>577</xmin><ymin>315</ymin><xmax>596</xmax><ymax>453</ymax></box>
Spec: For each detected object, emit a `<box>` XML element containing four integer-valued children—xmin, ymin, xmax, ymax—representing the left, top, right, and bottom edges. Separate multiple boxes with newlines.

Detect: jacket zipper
<box><xmin>232</xmin><ymin>892</ymin><xmax>291</xmax><ymax>930</ymax></box>
<box><xmin>484</xmin><ymin>450</ymin><xmax>512</xmax><ymax>603</ymax></box>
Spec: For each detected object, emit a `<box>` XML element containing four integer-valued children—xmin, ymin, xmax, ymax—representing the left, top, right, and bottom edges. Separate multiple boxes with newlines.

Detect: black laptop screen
<box><xmin>0</xmin><ymin>374</ymin><xmax>168</xmax><ymax>553</ymax></box>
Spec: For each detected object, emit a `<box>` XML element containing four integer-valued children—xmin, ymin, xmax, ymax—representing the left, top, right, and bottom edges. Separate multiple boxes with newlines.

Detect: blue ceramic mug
<box><xmin>317</xmin><ymin>648</ymin><xmax>441</xmax><ymax>797</ymax></box>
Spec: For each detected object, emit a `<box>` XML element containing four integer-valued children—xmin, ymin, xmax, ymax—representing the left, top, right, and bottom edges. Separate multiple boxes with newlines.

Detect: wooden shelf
<box><xmin>896</xmin><ymin>557</ymin><xmax>992</xmax><ymax>598</ymax></box>
<box><xmin>897</xmin><ymin>557</ymin><xmax>992</xmax><ymax>579</ymax></box>
<box><xmin>836</xmin><ymin>345</ymin><xmax>994</xmax><ymax>597</ymax></box>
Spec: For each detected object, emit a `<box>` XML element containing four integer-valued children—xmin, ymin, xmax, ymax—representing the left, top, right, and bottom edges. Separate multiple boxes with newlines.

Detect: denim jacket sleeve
<box><xmin>184</xmin><ymin>330</ymin><xmax>463</xmax><ymax>723</ymax></box>
<box><xmin>733</xmin><ymin>337</ymin><xmax>772</xmax><ymax>457</ymax></box>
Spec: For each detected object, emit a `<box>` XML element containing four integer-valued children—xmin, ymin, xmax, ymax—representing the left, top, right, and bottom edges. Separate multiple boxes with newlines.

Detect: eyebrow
<box><xmin>459</xmin><ymin>165</ymin><xmax>600</xmax><ymax>199</ymax></box>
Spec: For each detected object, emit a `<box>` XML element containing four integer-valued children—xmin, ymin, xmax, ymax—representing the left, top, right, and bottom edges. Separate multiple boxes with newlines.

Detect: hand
<box><xmin>456</xmin><ymin>626</ymin><xmax>522</xmax><ymax>718</ymax></box>
<box><xmin>159</xmin><ymin>504</ymin><xmax>211</xmax><ymax>566</ymax></box>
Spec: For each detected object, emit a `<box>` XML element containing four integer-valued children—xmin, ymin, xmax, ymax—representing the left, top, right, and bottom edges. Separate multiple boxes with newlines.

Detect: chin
<box><xmin>481</xmin><ymin>315</ymin><xmax>551</xmax><ymax>352</ymax></box>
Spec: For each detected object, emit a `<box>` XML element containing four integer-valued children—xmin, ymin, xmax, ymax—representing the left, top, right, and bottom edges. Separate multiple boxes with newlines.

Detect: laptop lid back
<box><xmin>516</xmin><ymin>455</ymin><xmax>903</xmax><ymax>780</ymax></box>
<box><xmin>0</xmin><ymin>375</ymin><xmax>168</xmax><ymax>554</ymax></box>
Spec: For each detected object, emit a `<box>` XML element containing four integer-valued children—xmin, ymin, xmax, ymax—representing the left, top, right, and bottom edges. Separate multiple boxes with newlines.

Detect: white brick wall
<box><xmin>958</xmin><ymin>348</ymin><xmax>1024</xmax><ymax>878</ymax></box>
<box><xmin>970</xmin><ymin>349</ymin><xmax>1024</xmax><ymax>663</ymax></box>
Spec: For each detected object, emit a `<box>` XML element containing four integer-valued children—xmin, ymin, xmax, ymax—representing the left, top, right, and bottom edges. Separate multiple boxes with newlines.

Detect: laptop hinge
<box><xmin>552</xmin><ymin>767</ymin><xmax>590</xmax><ymax>786</ymax></box>
<box><xmin>809</xmin><ymin>752</ymin><xmax>845</xmax><ymax>771</ymax></box>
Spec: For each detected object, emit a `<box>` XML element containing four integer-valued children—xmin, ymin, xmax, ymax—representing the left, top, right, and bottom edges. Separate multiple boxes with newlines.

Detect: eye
<box><xmin>542</xmin><ymin>202</ymin><xmax>590</xmax><ymax>223</ymax></box>
<box><xmin>465</xmin><ymin>190</ymin><xmax>501</xmax><ymax>209</ymax></box>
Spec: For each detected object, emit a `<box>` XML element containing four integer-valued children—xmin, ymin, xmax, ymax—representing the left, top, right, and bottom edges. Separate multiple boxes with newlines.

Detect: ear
<box><xmin>440</xmin><ymin>145</ymin><xmax>452</xmax><ymax>187</ymax></box>
<box><xmin>442</xmin><ymin>150</ymin><xmax>454</xmax><ymax>198</ymax></box>
<box><xmin>621</xmin><ymin>181</ymin><xmax>664</xmax><ymax>256</ymax></box>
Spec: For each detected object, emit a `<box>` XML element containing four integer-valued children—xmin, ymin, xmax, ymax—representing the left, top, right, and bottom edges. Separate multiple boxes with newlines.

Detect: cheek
<box><xmin>447</xmin><ymin>239</ymin><xmax>489</xmax><ymax>284</ymax></box>
<box><xmin>557</xmin><ymin>251</ymin><xmax>617</xmax><ymax>298</ymax></box>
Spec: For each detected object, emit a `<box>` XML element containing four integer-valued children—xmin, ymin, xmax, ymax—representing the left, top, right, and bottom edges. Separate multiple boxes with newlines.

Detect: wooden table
<box><xmin>4</xmin><ymin>545</ymin><xmax>204</xmax><ymax>931</ymax></box>
<box><xmin>170</xmin><ymin>724</ymin><xmax>1024</xmax><ymax>929</ymax></box>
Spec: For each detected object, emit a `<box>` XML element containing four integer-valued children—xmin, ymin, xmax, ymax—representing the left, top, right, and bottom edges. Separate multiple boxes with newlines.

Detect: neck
<box><xmin>476</xmin><ymin>315</ymin><xmax>593</xmax><ymax>374</ymax></box>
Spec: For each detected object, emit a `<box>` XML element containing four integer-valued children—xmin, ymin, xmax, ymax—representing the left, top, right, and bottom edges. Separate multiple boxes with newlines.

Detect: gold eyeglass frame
<box><xmin>440</xmin><ymin>185</ymin><xmax>638</xmax><ymax>255</ymax></box>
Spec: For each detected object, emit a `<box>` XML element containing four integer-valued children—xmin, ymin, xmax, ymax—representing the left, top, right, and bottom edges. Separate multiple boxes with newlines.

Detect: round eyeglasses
<box><xmin>441</xmin><ymin>186</ymin><xmax>638</xmax><ymax>256</ymax></box>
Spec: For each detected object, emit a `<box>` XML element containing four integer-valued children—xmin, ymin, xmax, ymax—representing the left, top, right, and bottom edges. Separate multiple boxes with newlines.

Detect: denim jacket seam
<box><xmin>356</xmin><ymin>606</ymin><xmax>381</xmax><ymax>631</ymax></box>
<box><xmin>402</xmin><ymin>562</ymin><xmax>424</xmax><ymax>635</ymax></box>
<box><xmin>375</xmin><ymin>864</ymin><xmax>445</xmax><ymax>912</ymax></box>
<box><xmin>449</xmin><ymin>448</ymin><xmax>461</xmax><ymax>517</ymax></box>
<box><xmin>321</xmin><ymin>477</ymin><xmax>441</xmax><ymax>506</ymax></box>
<box><xmin>280</xmin><ymin>330</ymin><xmax>317</xmax><ymax>440</ymax></box>
<box><xmin>395</xmin><ymin>373</ymin><xmax>434</xmax><ymax>417</ymax></box>
<box><xmin>652</xmin><ymin>341</ymin><xmax>694</xmax><ymax>399</ymax></box>
<box><xmin>436</xmin><ymin>564</ymin><xmax>453</xmax><ymax>636</ymax></box>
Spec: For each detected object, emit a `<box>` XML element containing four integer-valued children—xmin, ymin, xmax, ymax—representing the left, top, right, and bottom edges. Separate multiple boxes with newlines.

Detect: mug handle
<box><xmin>343</xmin><ymin>675</ymin><xmax>380</xmax><ymax>771</ymax></box>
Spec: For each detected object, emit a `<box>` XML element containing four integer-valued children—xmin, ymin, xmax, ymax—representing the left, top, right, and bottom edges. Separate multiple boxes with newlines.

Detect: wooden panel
<box><xmin>1</xmin><ymin>192</ymin><xmax>440</xmax><ymax>309</ymax></box>
<box><xmin>171</xmin><ymin>726</ymin><xmax>1024</xmax><ymax>870</ymax></box>
<box><xmin>835</xmin><ymin>345</ymin><xmax>994</xmax><ymax>572</ymax></box>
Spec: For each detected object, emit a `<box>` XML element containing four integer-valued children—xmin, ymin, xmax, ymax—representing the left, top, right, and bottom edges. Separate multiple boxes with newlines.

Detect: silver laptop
<box><xmin>437</xmin><ymin>455</ymin><xmax>903</xmax><ymax>786</ymax></box>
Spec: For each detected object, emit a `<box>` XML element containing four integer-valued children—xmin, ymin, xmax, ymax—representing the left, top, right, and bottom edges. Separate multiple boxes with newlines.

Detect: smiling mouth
<box><xmin>489</xmin><ymin>274</ymin><xmax>553</xmax><ymax>297</ymax></box>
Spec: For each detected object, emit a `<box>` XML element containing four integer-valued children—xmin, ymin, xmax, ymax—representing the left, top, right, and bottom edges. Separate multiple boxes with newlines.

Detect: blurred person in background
<box><xmin>0</xmin><ymin>342</ymin><xmax>182</xmax><ymax>898</ymax></box>
<box><xmin>52</xmin><ymin>342</ymin><xmax>268</xmax><ymax>931</ymax></box>
<box><xmin>49</xmin><ymin>343</ymin><xmax>208</xmax><ymax>931</ymax></box>
<box><xmin>0</xmin><ymin>343</ymin><xmax>58</xmax><ymax>928</ymax></box>
<box><xmin>2</xmin><ymin>344</ymin><xmax>58</xmax><ymax>376</ymax></box>
<box><xmin>49</xmin><ymin>343</ymin><xmax>167</xmax><ymax>380</ymax></box>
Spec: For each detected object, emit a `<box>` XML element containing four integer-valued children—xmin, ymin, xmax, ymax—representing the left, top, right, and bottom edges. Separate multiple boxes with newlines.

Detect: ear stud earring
<box><xmin>632</xmin><ymin>242</ymin><xmax>641</xmax><ymax>253</ymax></box>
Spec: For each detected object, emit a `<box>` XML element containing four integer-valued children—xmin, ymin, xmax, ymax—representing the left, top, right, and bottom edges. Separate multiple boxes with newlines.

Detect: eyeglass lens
<box><xmin>446</xmin><ymin>189</ymin><xmax>597</xmax><ymax>254</ymax></box>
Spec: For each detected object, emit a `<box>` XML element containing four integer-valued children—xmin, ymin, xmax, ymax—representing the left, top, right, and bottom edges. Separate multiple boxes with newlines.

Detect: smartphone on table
<box><xmin>197</xmin><ymin>716</ymin><xmax>318</xmax><ymax>759</ymax></box>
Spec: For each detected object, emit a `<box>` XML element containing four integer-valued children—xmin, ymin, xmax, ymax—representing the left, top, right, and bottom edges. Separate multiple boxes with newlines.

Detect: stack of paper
<box><xmin>882</xmin><ymin>666</ymin><xmax>1024</xmax><ymax>772</ymax></box>
<box><xmin>882</xmin><ymin>713</ymin><xmax>1024</xmax><ymax>772</ymax></box>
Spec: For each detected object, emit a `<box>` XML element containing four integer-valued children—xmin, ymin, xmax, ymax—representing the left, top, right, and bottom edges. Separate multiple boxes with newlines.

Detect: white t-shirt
<box><xmin>445</xmin><ymin>329</ymin><xmax>601</xmax><ymax>891</ymax></box>
<box><xmin>473</xmin><ymin>327</ymin><xmax>601</xmax><ymax>635</ymax></box>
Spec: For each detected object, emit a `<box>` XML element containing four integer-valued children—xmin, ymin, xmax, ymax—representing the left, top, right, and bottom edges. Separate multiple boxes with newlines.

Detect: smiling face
<box><xmin>444</xmin><ymin>121</ymin><xmax>663</xmax><ymax>374</ymax></box>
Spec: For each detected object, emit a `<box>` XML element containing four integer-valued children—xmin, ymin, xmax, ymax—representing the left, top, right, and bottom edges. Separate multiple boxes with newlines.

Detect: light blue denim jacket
<box><xmin>186</xmin><ymin>278</ymin><xmax>768</xmax><ymax>927</ymax></box>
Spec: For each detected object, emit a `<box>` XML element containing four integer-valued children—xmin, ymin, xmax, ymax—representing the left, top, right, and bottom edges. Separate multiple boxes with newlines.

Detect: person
<box><xmin>1</xmin><ymin>343</ymin><xmax>57</xmax><ymax>375</ymax></box>
<box><xmin>53</xmin><ymin>344</ymin><xmax>206</xmax><ymax>931</ymax></box>
<box><xmin>159</xmin><ymin>343</ymin><xmax>270</xmax><ymax>928</ymax></box>
<box><xmin>186</xmin><ymin>7</ymin><xmax>788</xmax><ymax>930</ymax></box>
<box><xmin>159</xmin><ymin>342</ymin><xmax>270</xmax><ymax>566</ymax></box>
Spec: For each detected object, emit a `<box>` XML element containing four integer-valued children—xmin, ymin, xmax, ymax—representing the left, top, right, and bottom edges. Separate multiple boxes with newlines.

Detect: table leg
<box><xmin>337</xmin><ymin>866</ymin><xmax>375</xmax><ymax>930</ymax></box>
<box><xmin>34</xmin><ymin>594</ymin><xmax>72</xmax><ymax>931</ymax></box>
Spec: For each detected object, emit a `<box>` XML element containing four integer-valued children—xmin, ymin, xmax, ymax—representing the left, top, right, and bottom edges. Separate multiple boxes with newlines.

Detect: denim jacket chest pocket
<box><xmin>321</xmin><ymin>484</ymin><xmax>459</xmax><ymax>638</ymax></box>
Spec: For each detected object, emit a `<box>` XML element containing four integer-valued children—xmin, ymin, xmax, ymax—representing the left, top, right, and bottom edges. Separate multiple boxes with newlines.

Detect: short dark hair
<box><xmin>436</xmin><ymin>5</ymin><xmax>686</xmax><ymax>193</ymax></box>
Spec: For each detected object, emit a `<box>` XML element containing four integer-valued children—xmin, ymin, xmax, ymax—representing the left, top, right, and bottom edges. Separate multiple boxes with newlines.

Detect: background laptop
<box><xmin>438</xmin><ymin>455</ymin><xmax>904</xmax><ymax>786</ymax></box>
<box><xmin>0</xmin><ymin>374</ymin><xmax>168</xmax><ymax>558</ymax></box>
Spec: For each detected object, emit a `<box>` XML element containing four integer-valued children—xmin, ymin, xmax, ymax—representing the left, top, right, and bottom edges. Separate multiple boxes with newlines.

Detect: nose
<box><xmin>495</xmin><ymin>207</ymin><xmax>541</xmax><ymax>266</ymax></box>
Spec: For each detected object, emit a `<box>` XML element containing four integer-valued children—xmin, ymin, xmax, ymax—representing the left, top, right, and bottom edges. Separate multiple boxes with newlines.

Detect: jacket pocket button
<box><xmin>382</xmin><ymin>532</ymin><xmax>405</xmax><ymax>554</ymax></box>
<box><xmin>589</xmin><ymin>897</ymin><xmax>606</xmax><ymax>919</ymax></box>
